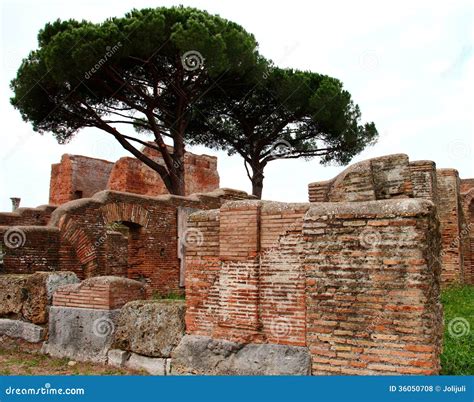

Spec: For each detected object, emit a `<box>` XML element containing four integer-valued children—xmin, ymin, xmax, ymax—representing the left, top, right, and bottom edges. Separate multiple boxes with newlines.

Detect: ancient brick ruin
<box><xmin>0</xmin><ymin>151</ymin><xmax>473</xmax><ymax>375</ymax></box>
<box><xmin>49</xmin><ymin>146</ymin><xmax>219</xmax><ymax>205</ymax></box>
<box><xmin>308</xmin><ymin>154</ymin><xmax>474</xmax><ymax>285</ymax></box>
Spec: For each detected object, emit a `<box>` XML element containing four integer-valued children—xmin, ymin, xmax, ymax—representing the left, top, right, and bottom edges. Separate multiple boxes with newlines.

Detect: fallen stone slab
<box><xmin>171</xmin><ymin>335</ymin><xmax>311</xmax><ymax>375</ymax></box>
<box><xmin>42</xmin><ymin>306</ymin><xmax>119</xmax><ymax>363</ymax></box>
<box><xmin>107</xmin><ymin>349</ymin><xmax>172</xmax><ymax>375</ymax></box>
<box><xmin>125</xmin><ymin>353</ymin><xmax>168</xmax><ymax>375</ymax></box>
<box><xmin>0</xmin><ymin>319</ymin><xmax>45</xmax><ymax>343</ymax></box>
<box><xmin>112</xmin><ymin>300</ymin><xmax>185</xmax><ymax>358</ymax></box>
<box><xmin>107</xmin><ymin>349</ymin><xmax>130</xmax><ymax>368</ymax></box>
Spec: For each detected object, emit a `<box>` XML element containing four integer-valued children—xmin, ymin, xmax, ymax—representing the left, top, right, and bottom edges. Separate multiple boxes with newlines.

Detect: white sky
<box><xmin>0</xmin><ymin>0</ymin><xmax>473</xmax><ymax>211</ymax></box>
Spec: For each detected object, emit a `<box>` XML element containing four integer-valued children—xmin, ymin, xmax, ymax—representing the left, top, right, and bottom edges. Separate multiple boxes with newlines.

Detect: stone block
<box><xmin>112</xmin><ymin>300</ymin><xmax>185</xmax><ymax>358</ymax></box>
<box><xmin>171</xmin><ymin>335</ymin><xmax>311</xmax><ymax>375</ymax></box>
<box><xmin>107</xmin><ymin>349</ymin><xmax>130</xmax><ymax>368</ymax></box>
<box><xmin>0</xmin><ymin>318</ymin><xmax>45</xmax><ymax>343</ymax></box>
<box><xmin>0</xmin><ymin>272</ymin><xmax>79</xmax><ymax>324</ymax></box>
<box><xmin>42</xmin><ymin>306</ymin><xmax>119</xmax><ymax>363</ymax></box>
<box><xmin>125</xmin><ymin>353</ymin><xmax>167</xmax><ymax>375</ymax></box>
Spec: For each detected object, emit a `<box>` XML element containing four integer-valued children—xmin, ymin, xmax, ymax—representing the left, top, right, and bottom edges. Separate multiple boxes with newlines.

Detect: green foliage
<box><xmin>190</xmin><ymin>67</ymin><xmax>377</xmax><ymax>164</ymax></box>
<box><xmin>10</xmin><ymin>6</ymin><xmax>260</xmax><ymax>142</ymax></box>
<box><xmin>152</xmin><ymin>291</ymin><xmax>185</xmax><ymax>300</ymax></box>
<box><xmin>10</xmin><ymin>5</ymin><xmax>377</xmax><ymax>197</ymax></box>
<box><xmin>440</xmin><ymin>284</ymin><xmax>474</xmax><ymax>375</ymax></box>
<box><xmin>187</xmin><ymin>66</ymin><xmax>377</xmax><ymax>196</ymax></box>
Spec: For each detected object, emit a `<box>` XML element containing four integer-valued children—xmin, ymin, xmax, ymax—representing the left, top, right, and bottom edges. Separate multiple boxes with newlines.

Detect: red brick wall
<box><xmin>436</xmin><ymin>169</ymin><xmax>464</xmax><ymax>283</ymax></box>
<box><xmin>0</xmin><ymin>205</ymin><xmax>56</xmax><ymax>226</ymax></box>
<box><xmin>304</xmin><ymin>200</ymin><xmax>442</xmax><ymax>375</ymax></box>
<box><xmin>48</xmin><ymin>189</ymin><xmax>247</xmax><ymax>295</ymax></box>
<box><xmin>308</xmin><ymin>154</ymin><xmax>473</xmax><ymax>285</ymax></box>
<box><xmin>107</xmin><ymin>157</ymin><xmax>169</xmax><ymax>196</ymax></box>
<box><xmin>461</xmin><ymin>189</ymin><xmax>474</xmax><ymax>284</ymax></box>
<box><xmin>107</xmin><ymin>148</ymin><xmax>219</xmax><ymax>197</ymax></box>
<box><xmin>186</xmin><ymin>201</ymin><xmax>309</xmax><ymax>345</ymax></box>
<box><xmin>185</xmin><ymin>198</ymin><xmax>443</xmax><ymax>375</ymax></box>
<box><xmin>50</xmin><ymin>149</ymin><xmax>220</xmax><ymax>205</ymax></box>
<box><xmin>105</xmin><ymin>231</ymin><xmax>128</xmax><ymax>277</ymax></box>
<box><xmin>409</xmin><ymin>161</ymin><xmax>438</xmax><ymax>202</ymax></box>
<box><xmin>185</xmin><ymin>210</ymin><xmax>221</xmax><ymax>336</ymax></box>
<box><xmin>461</xmin><ymin>179</ymin><xmax>474</xmax><ymax>194</ymax></box>
<box><xmin>53</xmin><ymin>276</ymin><xmax>145</xmax><ymax>310</ymax></box>
<box><xmin>49</xmin><ymin>154</ymin><xmax>114</xmax><ymax>205</ymax></box>
<box><xmin>0</xmin><ymin>226</ymin><xmax>60</xmax><ymax>274</ymax></box>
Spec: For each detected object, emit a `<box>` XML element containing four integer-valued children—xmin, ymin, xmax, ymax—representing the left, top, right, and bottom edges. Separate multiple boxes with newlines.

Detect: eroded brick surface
<box><xmin>184</xmin><ymin>198</ymin><xmax>443</xmax><ymax>375</ymax></box>
<box><xmin>49</xmin><ymin>147</ymin><xmax>219</xmax><ymax>205</ymax></box>
<box><xmin>308</xmin><ymin>154</ymin><xmax>473</xmax><ymax>285</ymax></box>
<box><xmin>53</xmin><ymin>276</ymin><xmax>145</xmax><ymax>310</ymax></box>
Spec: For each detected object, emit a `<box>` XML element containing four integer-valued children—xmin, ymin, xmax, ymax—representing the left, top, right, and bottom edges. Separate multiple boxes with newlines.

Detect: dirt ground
<box><xmin>0</xmin><ymin>338</ymin><xmax>144</xmax><ymax>375</ymax></box>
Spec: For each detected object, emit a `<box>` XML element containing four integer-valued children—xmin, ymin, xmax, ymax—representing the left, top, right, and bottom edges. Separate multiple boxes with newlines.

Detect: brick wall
<box><xmin>461</xmin><ymin>189</ymin><xmax>474</xmax><ymax>284</ymax></box>
<box><xmin>107</xmin><ymin>147</ymin><xmax>219</xmax><ymax>197</ymax></box>
<box><xmin>460</xmin><ymin>179</ymin><xmax>474</xmax><ymax>194</ymax></box>
<box><xmin>184</xmin><ymin>198</ymin><xmax>443</xmax><ymax>375</ymax></box>
<box><xmin>105</xmin><ymin>231</ymin><xmax>128</xmax><ymax>277</ymax></box>
<box><xmin>53</xmin><ymin>276</ymin><xmax>145</xmax><ymax>310</ymax></box>
<box><xmin>50</xmin><ymin>147</ymin><xmax>220</xmax><ymax>205</ymax></box>
<box><xmin>185</xmin><ymin>209</ymin><xmax>221</xmax><ymax>336</ymax></box>
<box><xmin>0</xmin><ymin>205</ymin><xmax>56</xmax><ymax>226</ymax></box>
<box><xmin>186</xmin><ymin>201</ymin><xmax>309</xmax><ymax>345</ymax></box>
<box><xmin>46</xmin><ymin>189</ymin><xmax>250</xmax><ymax>295</ymax></box>
<box><xmin>436</xmin><ymin>169</ymin><xmax>464</xmax><ymax>283</ymax></box>
<box><xmin>49</xmin><ymin>154</ymin><xmax>114</xmax><ymax>205</ymax></box>
<box><xmin>308</xmin><ymin>153</ymin><xmax>474</xmax><ymax>285</ymax></box>
<box><xmin>409</xmin><ymin>161</ymin><xmax>438</xmax><ymax>202</ymax></box>
<box><xmin>304</xmin><ymin>199</ymin><xmax>442</xmax><ymax>375</ymax></box>
<box><xmin>308</xmin><ymin>154</ymin><xmax>413</xmax><ymax>203</ymax></box>
<box><xmin>0</xmin><ymin>226</ymin><xmax>60</xmax><ymax>274</ymax></box>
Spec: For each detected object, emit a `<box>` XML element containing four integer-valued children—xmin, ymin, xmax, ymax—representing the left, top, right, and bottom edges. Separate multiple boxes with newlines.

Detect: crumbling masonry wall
<box><xmin>1</xmin><ymin>188</ymin><xmax>252</xmax><ymax>296</ymax></box>
<box><xmin>50</xmin><ymin>155</ymin><xmax>114</xmax><ymax>205</ymax></box>
<box><xmin>308</xmin><ymin>154</ymin><xmax>473</xmax><ymax>285</ymax></box>
<box><xmin>49</xmin><ymin>147</ymin><xmax>219</xmax><ymax>205</ymax></box>
<box><xmin>107</xmin><ymin>146</ymin><xmax>219</xmax><ymax>197</ymax></box>
<box><xmin>185</xmin><ymin>198</ymin><xmax>442</xmax><ymax>375</ymax></box>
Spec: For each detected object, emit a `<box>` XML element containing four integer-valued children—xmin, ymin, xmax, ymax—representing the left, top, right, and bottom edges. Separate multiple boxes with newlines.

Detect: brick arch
<box><xmin>99</xmin><ymin>202</ymin><xmax>151</xmax><ymax>228</ymax></box>
<box><xmin>57</xmin><ymin>216</ymin><xmax>100</xmax><ymax>278</ymax></box>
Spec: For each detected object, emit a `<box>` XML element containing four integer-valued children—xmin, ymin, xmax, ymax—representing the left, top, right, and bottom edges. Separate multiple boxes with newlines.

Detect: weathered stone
<box><xmin>171</xmin><ymin>335</ymin><xmax>311</xmax><ymax>375</ymax></box>
<box><xmin>112</xmin><ymin>300</ymin><xmax>185</xmax><ymax>358</ymax></box>
<box><xmin>42</xmin><ymin>306</ymin><xmax>119</xmax><ymax>363</ymax></box>
<box><xmin>107</xmin><ymin>349</ymin><xmax>130</xmax><ymax>368</ymax></box>
<box><xmin>0</xmin><ymin>318</ymin><xmax>45</xmax><ymax>343</ymax></box>
<box><xmin>125</xmin><ymin>353</ymin><xmax>167</xmax><ymax>375</ymax></box>
<box><xmin>0</xmin><ymin>274</ymin><xmax>27</xmax><ymax>318</ymax></box>
<box><xmin>0</xmin><ymin>272</ymin><xmax>79</xmax><ymax>324</ymax></box>
<box><xmin>45</xmin><ymin>272</ymin><xmax>79</xmax><ymax>302</ymax></box>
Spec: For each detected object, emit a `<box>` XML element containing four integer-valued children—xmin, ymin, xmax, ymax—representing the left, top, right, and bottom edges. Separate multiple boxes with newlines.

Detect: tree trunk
<box><xmin>250</xmin><ymin>163</ymin><xmax>265</xmax><ymax>199</ymax></box>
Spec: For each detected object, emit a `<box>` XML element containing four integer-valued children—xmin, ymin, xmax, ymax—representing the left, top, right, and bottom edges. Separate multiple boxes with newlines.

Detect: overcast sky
<box><xmin>0</xmin><ymin>0</ymin><xmax>472</xmax><ymax>211</ymax></box>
